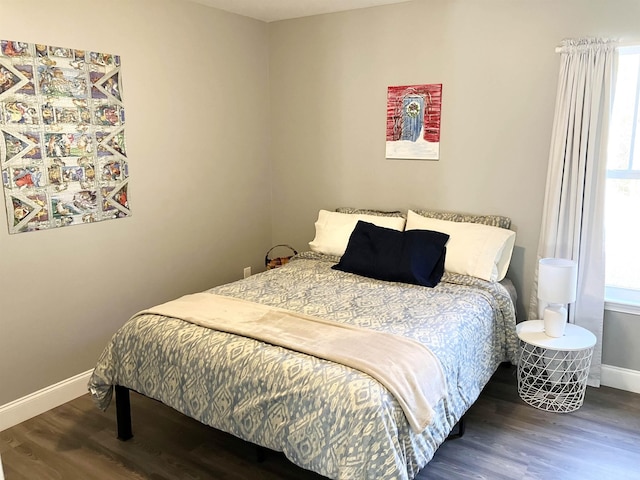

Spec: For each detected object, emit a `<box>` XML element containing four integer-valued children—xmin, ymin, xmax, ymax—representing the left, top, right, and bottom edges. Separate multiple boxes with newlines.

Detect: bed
<box><xmin>89</xmin><ymin>208</ymin><xmax>519</xmax><ymax>480</ymax></box>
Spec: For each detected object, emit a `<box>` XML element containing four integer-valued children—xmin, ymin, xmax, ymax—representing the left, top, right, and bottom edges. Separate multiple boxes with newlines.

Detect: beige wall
<box><xmin>2</xmin><ymin>0</ymin><xmax>640</xmax><ymax>407</ymax></box>
<box><xmin>268</xmin><ymin>0</ymin><xmax>640</xmax><ymax>370</ymax></box>
<box><xmin>603</xmin><ymin>310</ymin><xmax>640</xmax><ymax>370</ymax></box>
<box><xmin>0</xmin><ymin>0</ymin><xmax>271</xmax><ymax>405</ymax></box>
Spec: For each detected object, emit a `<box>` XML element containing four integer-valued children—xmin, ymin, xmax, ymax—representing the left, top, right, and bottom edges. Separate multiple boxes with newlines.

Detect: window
<box><xmin>605</xmin><ymin>45</ymin><xmax>640</xmax><ymax>312</ymax></box>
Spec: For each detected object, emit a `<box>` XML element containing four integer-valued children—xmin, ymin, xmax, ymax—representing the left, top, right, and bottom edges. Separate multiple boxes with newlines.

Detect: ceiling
<box><xmin>188</xmin><ymin>0</ymin><xmax>412</xmax><ymax>23</ymax></box>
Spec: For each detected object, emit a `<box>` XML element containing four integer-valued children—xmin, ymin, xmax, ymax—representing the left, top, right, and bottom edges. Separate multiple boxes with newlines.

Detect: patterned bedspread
<box><xmin>89</xmin><ymin>252</ymin><xmax>518</xmax><ymax>480</ymax></box>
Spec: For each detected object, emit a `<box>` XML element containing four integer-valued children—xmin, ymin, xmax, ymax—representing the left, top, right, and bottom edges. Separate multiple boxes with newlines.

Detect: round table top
<box><xmin>516</xmin><ymin>320</ymin><xmax>596</xmax><ymax>351</ymax></box>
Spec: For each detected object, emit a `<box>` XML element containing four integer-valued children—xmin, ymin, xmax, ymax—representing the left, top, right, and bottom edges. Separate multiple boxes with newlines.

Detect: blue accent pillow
<box><xmin>332</xmin><ymin>221</ymin><xmax>449</xmax><ymax>287</ymax></box>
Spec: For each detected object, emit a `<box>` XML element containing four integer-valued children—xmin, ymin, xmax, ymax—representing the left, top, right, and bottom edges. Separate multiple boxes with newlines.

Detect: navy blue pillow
<box><xmin>332</xmin><ymin>221</ymin><xmax>449</xmax><ymax>287</ymax></box>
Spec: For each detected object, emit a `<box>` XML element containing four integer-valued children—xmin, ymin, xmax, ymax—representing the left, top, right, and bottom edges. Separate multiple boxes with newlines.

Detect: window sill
<box><xmin>605</xmin><ymin>286</ymin><xmax>640</xmax><ymax>316</ymax></box>
<box><xmin>605</xmin><ymin>300</ymin><xmax>640</xmax><ymax>316</ymax></box>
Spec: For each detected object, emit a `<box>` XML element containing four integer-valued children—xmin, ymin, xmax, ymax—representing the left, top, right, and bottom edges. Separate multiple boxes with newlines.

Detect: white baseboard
<box><xmin>0</xmin><ymin>370</ymin><xmax>93</xmax><ymax>432</ymax></box>
<box><xmin>601</xmin><ymin>364</ymin><xmax>640</xmax><ymax>394</ymax></box>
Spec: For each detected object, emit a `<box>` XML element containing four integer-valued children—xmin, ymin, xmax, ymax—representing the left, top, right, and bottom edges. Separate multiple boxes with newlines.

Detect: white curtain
<box><xmin>529</xmin><ymin>38</ymin><xmax>617</xmax><ymax>387</ymax></box>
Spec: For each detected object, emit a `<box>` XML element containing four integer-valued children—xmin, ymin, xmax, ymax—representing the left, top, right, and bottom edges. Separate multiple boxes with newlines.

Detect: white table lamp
<box><xmin>538</xmin><ymin>258</ymin><xmax>578</xmax><ymax>338</ymax></box>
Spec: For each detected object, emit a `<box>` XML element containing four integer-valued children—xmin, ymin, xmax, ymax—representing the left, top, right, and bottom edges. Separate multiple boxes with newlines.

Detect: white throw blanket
<box><xmin>136</xmin><ymin>293</ymin><xmax>447</xmax><ymax>432</ymax></box>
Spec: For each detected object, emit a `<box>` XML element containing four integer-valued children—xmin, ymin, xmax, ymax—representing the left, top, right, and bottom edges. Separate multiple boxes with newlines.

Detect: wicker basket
<box><xmin>265</xmin><ymin>244</ymin><xmax>298</xmax><ymax>269</ymax></box>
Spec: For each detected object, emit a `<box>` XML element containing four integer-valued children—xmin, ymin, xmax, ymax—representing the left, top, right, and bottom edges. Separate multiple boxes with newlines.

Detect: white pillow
<box><xmin>405</xmin><ymin>210</ymin><xmax>516</xmax><ymax>282</ymax></box>
<box><xmin>309</xmin><ymin>210</ymin><xmax>406</xmax><ymax>257</ymax></box>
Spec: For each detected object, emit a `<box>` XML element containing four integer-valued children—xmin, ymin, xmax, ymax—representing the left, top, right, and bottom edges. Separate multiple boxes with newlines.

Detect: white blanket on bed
<box><xmin>137</xmin><ymin>292</ymin><xmax>447</xmax><ymax>433</ymax></box>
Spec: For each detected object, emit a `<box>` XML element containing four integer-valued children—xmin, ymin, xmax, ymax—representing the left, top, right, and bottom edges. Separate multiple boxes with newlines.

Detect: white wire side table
<box><xmin>516</xmin><ymin>320</ymin><xmax>596</xmax><ymax>413</ymax></box>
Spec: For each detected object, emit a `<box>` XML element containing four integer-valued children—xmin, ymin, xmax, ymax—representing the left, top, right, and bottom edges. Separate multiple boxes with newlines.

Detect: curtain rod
<box><xmin>555</xmin><ymin>40</ymin><xmax>639</xmax><ymax>53</ymax></box>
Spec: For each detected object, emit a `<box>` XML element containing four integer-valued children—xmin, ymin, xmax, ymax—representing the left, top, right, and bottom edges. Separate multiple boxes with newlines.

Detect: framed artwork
<box><xmin>386</xmin><ymin>84</ymin><xmax>442</xmax><ymax>160</ymax></box>
<box><xmin>0</xmin><ymin>39</ymin><xmax>129</xmax><ymax>234</ymax></box>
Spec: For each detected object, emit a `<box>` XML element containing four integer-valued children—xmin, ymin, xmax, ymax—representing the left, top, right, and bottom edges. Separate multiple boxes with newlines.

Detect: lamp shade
<box><xmin>538</xmin><ymin>258</ymin><xmax>578</xmax><ymax>304</ymax></box>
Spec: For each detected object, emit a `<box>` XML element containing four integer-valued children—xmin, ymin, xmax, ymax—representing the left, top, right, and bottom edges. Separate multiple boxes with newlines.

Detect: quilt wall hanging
<box><xmin>0</xmin><ymin>39</ymin><xmax>129</xmax><ymax>234</ymax></box>
<box><xmin>386</xmin><ymin>84</ymin><xmax>442</xmax><ymax>160</ymax></box>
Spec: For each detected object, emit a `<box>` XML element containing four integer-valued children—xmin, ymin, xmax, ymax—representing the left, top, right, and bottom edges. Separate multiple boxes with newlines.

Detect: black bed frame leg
<box><xmin>446</xmin><ymin>415</ymin><xmax>465</xmax><ymax>441</ymax></box>
<box><xmin>255</xmin><ymin>445</ymin><xmax>267</xmax><ymax>463</ymax></box>
<box><xmin>115</xmin><ymin>385</ymin><xmax>133</xmax><ymax>441</ymax></box>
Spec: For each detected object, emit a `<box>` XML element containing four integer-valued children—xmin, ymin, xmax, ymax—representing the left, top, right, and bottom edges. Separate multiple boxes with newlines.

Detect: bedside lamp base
<box><xmin>543</xmin><ymin>304</ymin><xmax>567</xmax><ymax>337</ymax></box>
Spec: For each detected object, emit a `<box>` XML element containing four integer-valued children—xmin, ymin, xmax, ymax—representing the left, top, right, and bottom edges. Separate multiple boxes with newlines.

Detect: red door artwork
<box><xmin>0</xmin><ymin>39</ymin><xmax>129</xmax><ymax>234</ymax></box>
<box><xmin>386</xmin><ymin>84</ymin><xmax>442</xmax><ymax>160</ymax></box>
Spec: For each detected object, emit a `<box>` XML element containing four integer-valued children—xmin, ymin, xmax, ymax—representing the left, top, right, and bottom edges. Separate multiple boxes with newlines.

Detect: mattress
<box><xmin>89</xmin><ymin>251</ymin><xmax>518</xmax><ymax>480</ymax></box>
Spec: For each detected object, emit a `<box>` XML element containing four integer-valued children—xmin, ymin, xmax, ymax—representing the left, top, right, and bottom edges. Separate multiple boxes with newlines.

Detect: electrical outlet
<box><xmin>243</xmin><ymin>266</ymin><xmax>251</xmax><ymax>279</ymax></box>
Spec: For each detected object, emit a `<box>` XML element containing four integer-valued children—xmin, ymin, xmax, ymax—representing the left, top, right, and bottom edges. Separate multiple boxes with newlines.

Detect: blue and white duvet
<box><xmin>89</xmin><ymin>252</ymin><xmax>518</xmax><ymax>480</ymax></box>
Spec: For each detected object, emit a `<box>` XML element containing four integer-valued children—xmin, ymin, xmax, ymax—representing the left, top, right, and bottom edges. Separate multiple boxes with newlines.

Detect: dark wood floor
<box><xmin>1</xmin><ymin>365</ymin><xmax>639</xmax><ymax>480</ymax></box>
